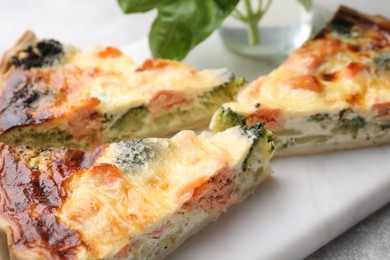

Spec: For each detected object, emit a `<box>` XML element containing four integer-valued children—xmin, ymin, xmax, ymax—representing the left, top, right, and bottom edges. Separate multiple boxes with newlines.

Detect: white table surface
<box><xmin>1</xmin><ymin>1</ymin><xmax>390</xmax><ymax>259</ymax></box>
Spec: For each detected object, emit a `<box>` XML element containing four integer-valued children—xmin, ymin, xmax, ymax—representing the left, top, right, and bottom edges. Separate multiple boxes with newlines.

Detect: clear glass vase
<box><xmin>219</xmin><ymin>0</ymin><xmax>313</xmax><ymax>58</ymax></box>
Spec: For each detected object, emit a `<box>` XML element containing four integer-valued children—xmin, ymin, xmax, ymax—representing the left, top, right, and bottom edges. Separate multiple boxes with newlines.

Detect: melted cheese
<box><xmin>238</xmin><ymin>30</ymin><xmax>390</xmax><ymax>115</ymax></box>
<box><xmin>56</xmin><ymin>127</ymin><xmax>255</xmax><ymax>258</ymax></box>
<box><xmin>11</xmin><ymin>46</ymin><xmax>228</xmax><ymax>121</ymax></box>
<box><xmin>63</xmin><ymin>47</ymin><xmax>225</xmax><ymax>116</ymax></box>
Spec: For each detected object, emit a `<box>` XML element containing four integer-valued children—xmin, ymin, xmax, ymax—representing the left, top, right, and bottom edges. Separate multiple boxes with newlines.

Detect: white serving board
<box><xmin>122</xmin><ymin>33</ymin><xmax>390</xmax><ymax>260</ymax></box>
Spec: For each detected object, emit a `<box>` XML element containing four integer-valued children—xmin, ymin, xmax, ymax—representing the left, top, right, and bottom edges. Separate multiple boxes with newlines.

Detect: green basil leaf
<box><xmin>118</xmin><ymin>0</ymin><xmax>174</xmax><ymax>13</ymax></box>
<box><xmin>150</xmin><ymin>0</ymin><xmax>239</xmax><ymax>60</ymax></box>
<box><xmin>296</xmin><ymin>0</ymin><xmax>312</xmax><ymax>12</ymax></box>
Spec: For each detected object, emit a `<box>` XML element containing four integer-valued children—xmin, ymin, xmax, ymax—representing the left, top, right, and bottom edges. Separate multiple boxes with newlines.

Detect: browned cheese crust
<box><xmin>0</xmin><ymin>31</ymin><xmax>37</xmax><ymax>75</ymax></box>
<box><xmin>0</xmin><ymin>144</ymin><xmax>105</xmax><ymax>259</ymax></box>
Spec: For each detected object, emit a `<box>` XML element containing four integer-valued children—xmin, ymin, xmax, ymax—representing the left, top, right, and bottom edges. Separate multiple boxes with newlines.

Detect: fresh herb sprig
<box><xmin>118</xmin><ymin>0</ymin><xmax>240</xmax><ymax>60</ymax></box>
<box><xmin>118</xmin><ymin>0</ymin><xmax>312</xmax><ymax>60</ymax></box>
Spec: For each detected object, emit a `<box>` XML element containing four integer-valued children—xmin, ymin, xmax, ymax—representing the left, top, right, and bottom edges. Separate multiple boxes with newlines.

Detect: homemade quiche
<box><xmin>0</xmin><ymin>31</ymin><xmax>244</xmax><ymax>150</ymax></box>
<box><xmin>0</xmin><ymin>124</ymin><xmax>274</xmax><ymax>259</ymax></box>
<box><xmin>211</xmin><ymin>6</ymin><xmax>390</xmax><ymax>156</ymax></box>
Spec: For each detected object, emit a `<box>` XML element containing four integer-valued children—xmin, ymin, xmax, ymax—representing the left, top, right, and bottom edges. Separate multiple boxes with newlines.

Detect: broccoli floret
<box><xmin>380</xmin><ymin>123</ymin><xmax>390</xmax><ymax>130</ymax></box>
<box><xmin>240</xmin><ymin>122</ymin><xmax>268</xmax><ymax>141</ymax></box>
<box><xmin>308</xmin><ymin>113</ymin><xmax>331</xmax><ymax>122</ymax></box>
<box><xmin>114</xmin><ymin>139</ymin><xmax>158</xmax><ymax>171</ymax></box>
<box><xmin>328</xmin><ymin>15</ymin><xmax>355</xmax><ymax>37</ymax></box>
<box><xmin>199</xmin><ymin>77</ymin><xmax>245</xmax><ymax>108</ymax></box>
<box><xmin>211</xmin><ymin>107</ymin><xmax>246</xmax><ymax>132</ymax></box>
<box><xmin>12</xmin><ymin>39</ymin><xmax>64</xmax><ymax>69</ymax></box>
<box><xmin>240</xmin><ymin>123</ymin><xmax>272</xmax><ymax>172</ymax></box>
<box><xmin>335</xmin><ymin>115</ymin><xmax>366</xmax><ymax>139</ymax></box>
<box><xmin>110</xmin><ymin>106</ymin><xmax>149</xmax><ymax>132</ymax></box>
<box><xmin>373</xmin><ymin>52</ymin><xmax>390</xmax><ymax>70</ymax></box>
<box><xmin>307</xmin><ymin>113</ymin><xmax>334</xmax><ymax>129</ymax></box>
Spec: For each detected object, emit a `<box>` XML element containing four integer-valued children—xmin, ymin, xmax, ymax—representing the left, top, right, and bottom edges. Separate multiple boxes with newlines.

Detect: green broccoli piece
<box><xmin>211</xmin><ymin>107</ymin><xmax>246</xmax><ymax>132</ymax></box>
<box><xmin>307</xmin><ymin>113</ymin><xmax>334</xmax><ymax>129</ymax></box>
<box><xmin>380</xmin><ymin>123</ymin><xmax>390</xmax><ymax>130</ymax></box>
<box><xmin>308</xmin><ymin>113</ymin><xmax>331</xmax><ymax>122</ymax></box>
<box><xmin>240</xmin><ymin>122</ymin><xmax>268</xmax><ymax>141</ymax></box>
<box><xmin>114</xmin><ymin>139</ymin><xmax>156</xmax><ymax>171</ymax></box>
<box><xmin>373</xmin><ymin>52</ymin><xmax>390</xmax><ymax>70</ymax></box>
<box><xmin>109</xmin><ymin>106</ymin><xmax>149</xmax><ymax>132</ymax></box>
<box><xmin>334</xmin><ymin>115</ymin><xmax>366</xmax><ymax>139</ymax></box>
<box><xmin>328</xmin><ymin>15</ymin><xmax>354</xmax><ymax>37</ymax></box>
<box><xmin>240</xmin><ymin>123</ymin><xmax>273</xmax><ymax>172</ymax></box>
<box><xmin>199</xmin><ymin>77</ymin><xmax>245</xmax><ymax>108</ymax></box>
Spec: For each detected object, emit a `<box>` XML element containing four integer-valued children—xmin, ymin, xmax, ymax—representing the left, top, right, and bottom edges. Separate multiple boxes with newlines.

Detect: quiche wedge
<box><xmin>0</xmin><ymin>31</ymin><xmax>244</xmax><ymax>150</ymax></box>
<box><xmin>0</xmin><ymin>124</ymin><xmax>274</xmax><ymax>259</ymax></box>
<box><xmin>211</xmin><ymin>6</ymin><xmax>390</xmax><ymax>156</ymax></box>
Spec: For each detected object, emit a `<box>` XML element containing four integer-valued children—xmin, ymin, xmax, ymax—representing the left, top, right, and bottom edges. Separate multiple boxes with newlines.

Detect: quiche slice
<box><xmin>211</xmin><ymin>6</ymin><xmax>390</xmax><ymax>156</ymax></box>
<box><xmin>0</xmin><ymin>124</ymin><xmax>273</xmax><ymax>259</ymax></box>
<box><xmin>0</xmin><ymin>31</ymin><xmax>244</xmax><ymax>150</ymax></box>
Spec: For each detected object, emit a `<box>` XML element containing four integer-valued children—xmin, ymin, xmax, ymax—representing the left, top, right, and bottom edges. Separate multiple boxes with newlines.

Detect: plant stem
<box><xmin>244</xmin><ymin>0</ymin><xmax>254</xmax><ymax>16</ymax></box>
<box><xmin>234</xmin><ymin>0</ymin><xmax>273</xmax><ymax>46</ymax></box>
<box><xmin>243</xmin><ymin>0</ymin><xmax>258</xmax><ymax>45</ymax></box>
<box><xmin>247</xmin><ymin>20</ymin><xmax>260</xmax><ymax>45</ymax></box>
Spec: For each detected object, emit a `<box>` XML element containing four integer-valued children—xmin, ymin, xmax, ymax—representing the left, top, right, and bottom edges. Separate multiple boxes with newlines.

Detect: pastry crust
<box><xmin>335</xmin><ymin>5</ymin><xmax>390</xmax><ymax>32</ymax></box>
<box><xmin>0</xmin><ymin>30</ymin><xmax>37</xmax><ymax>75</ymax></box>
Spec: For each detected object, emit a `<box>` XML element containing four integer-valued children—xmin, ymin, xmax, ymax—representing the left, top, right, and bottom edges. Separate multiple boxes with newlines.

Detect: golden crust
<box><xmin>0</xmin><ymin>68</ymin><xmax>103</xmax><ymax>150</ymax></box>
<box><xmin>336</xmin><ymin>5</ymin><xmax>390</xmax><ymax>32</ymax></box>
<box><xmin>0</xmin><ymin>144</ymin><xmax>106</xmax><ymax>259</ymax></box>
<box><xmin>0</xmin><ymin>30</ymin><xmax>37</xmax><ymax>75</ymax></box>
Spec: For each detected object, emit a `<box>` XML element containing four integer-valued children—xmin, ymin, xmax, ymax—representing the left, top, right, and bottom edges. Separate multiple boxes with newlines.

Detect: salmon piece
<box><xmin>136</xmin><ymin>59</ymin><xmax>170</xmax><ymax>72</ymax></box>
<box><xmin>114</xmin><ymin>244</ymin><xmax>131</xmax><ymax>259</ymax></box>
<box><xmin>282</xmin><ymin>75</ymin><xmax>325</xmax><ymax>93</ymax></box>
<box><xmin>68</xmin><ymin>98</ymin><xmax>102</xmax><ymax>140</ymax></box>
<box><xmin>149</xmin><ymin>222</ymin><xmax>173</xmax><ymax>239</ymax></box>
<box><xmin>345</xmin><ymin>62</ymin><xmax>368</xmax><ymax>78</ymax></box>
<box><xmin>182</xmin><ymin>167</ymin><xmax>237</xmax><ymax>217</ymax></box>
<box><xmin>284</xmin><ymin>39</ymin><xmax>341</xmax><ymax>74</ymax></box>
<box><xmin>372</xmin><ymin>102</ymin><xmax>390</xmax><ymax>117</ymax></box>
<box><xmin>98</xmin><ymin>47</ymin><xmax>123</xmax><ymax>59</ymax></box>
<box><xmin>147</xmin><ymin>90</ymin><xmax>193</xmax><ymax>115</ymax></box>
<box><xmin>246</xmin><ymin>105</ymin><xmax>284</xmax><ymax>131</ymax></box>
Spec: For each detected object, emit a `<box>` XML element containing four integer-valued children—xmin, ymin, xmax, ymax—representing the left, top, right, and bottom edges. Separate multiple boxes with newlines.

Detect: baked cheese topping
<box><xmin>238</xmin><ymin>7</ymin><xmax>390</xmax><ymax>115</ymax></box>
<box><xmin>1</xmin><ymin>45</ymin><xmax>226</xmax><ymax>124</ymax></box>
<box><xmin>0</xmin><ymin>125</ymin><xmax>272</xmax><ymax>259</ymax></box>
<box><xmin>0</xmin><ymin>33</ymin><xmax>242</xmax><ymax>149</ymax></box>
<box><xmin>61</xmin><ymin>129</ymin><xmax>251</xmax><ymax>258</ymax></box>
<box><xmin>210</xmin><ymin>7</ymin><xmax>390</xmax><ymax>156</ymax></box>
<box><xmin>68</xmin><ymin>47</ymin><xmax>225</xmax><ymax>115</ymax></box>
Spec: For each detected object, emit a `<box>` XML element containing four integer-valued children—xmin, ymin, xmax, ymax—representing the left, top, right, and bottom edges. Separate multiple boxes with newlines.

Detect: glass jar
<box><xmin>219</xmin><ymin>0</ymin><xmax>313</xmax><ymax>58</ymax></box>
